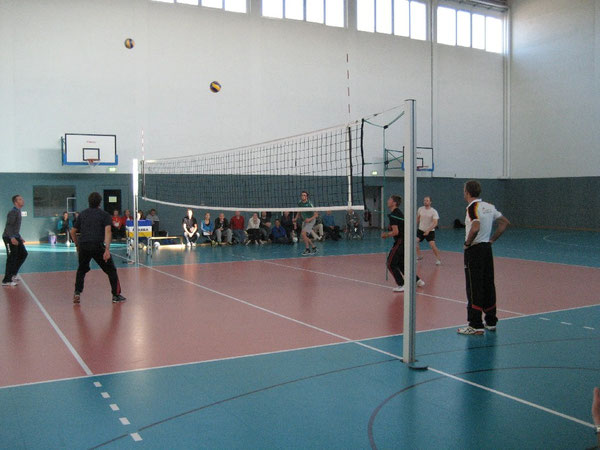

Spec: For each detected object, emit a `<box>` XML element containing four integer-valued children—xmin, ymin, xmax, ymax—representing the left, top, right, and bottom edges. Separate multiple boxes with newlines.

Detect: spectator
<box><xmin>146</xmin><ymin>208</ymin><xmax>160</xmax><ymax>237</ymax></box>
<box><xmin>246</xmin><ymin>213</ymin><xmax>262</xmax><ymax>245</ymax></box>
<box><xmin>214</xmin><ymin>213</ymin><xmax>232</xmax><ymax>244</ymax></box>
<box><xmin>137</xmin><ymin>210</ymin><xmax>145</xmax><ymax>221</ymax></box>
<box><xmin>259</xmin><ymin>211</ymin><xmax>272</xmax><ymax>242</ymax></box>
<box><xmin>200</xmin><ymin>212</ymin><xmax>216</xmax><ymax>246</ymax></box>
<box><xmin>322</xmin><ymin>211</ymin><xmax>341</xmax><ymax>241</ymax></box>
<box><xmin>311</xmin><ymin>212</ymin><xmax>324</xmax><ymax>241</ymax></box>
<box><xmin>280</xmin><ymin>211</ymin><xmax>296</xmax><ymax>239</ymax></box>
<box><xmin>271</xmin><ymin>219</ymin><xmax>290</xmax><ymax>244</ymax></box>
<box><xmin>346</xmin><ymin>208</ymin><xmax>363</xmax><ymax>238</ymax></box>
<box><xmin>182</xmin><ymin>209</ymin><xmax>199</xmax><ymax>247</ymax></box>
<box><xmin>74</xmin><ymin>211</ymin><xmax>80</xmax><ymax>222</ymax></box>
<box><xmin>111</xmin><ymin>209</ymin><xmax>125</xmax><ymax>239</ymax></box>
<box><xmin>230</xmin><ymin>211</ymin><xmax>246</xmax><ymax>244</ymax></box>
<box><xmin>57</xmin><ymin>211</ymin><xmax>73</xmax><ymax>245</ymax></box>
<box><xmin>122</xmin><ymin>209</ymin><xmax>132</xmax><ymax>223</ymax></box>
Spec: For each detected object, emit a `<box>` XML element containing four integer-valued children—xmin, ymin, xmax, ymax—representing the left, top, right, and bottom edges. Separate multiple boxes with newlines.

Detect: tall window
<box><xmin>33</xmin><ymin>186</ymin><xmax>76</xmax><ymax>218</ymax></box>
<box><xmin>358</xmin><ymin>0</ymin><xmax>426</xmax><ymax>40</ymax></box>
<box><xmin>151</xmin><ymin>0</ymin><xmax>247</xmax><ymax>14</ymax></box>
<box><xmin>436</xmin><ymin>5</ymin><xmax>504</xmax><ymax>53</ymax></box>
<box><xmin>263</xmin><ymin>0</ymin><xmax>345</xmax><ymax>28</ymax></box>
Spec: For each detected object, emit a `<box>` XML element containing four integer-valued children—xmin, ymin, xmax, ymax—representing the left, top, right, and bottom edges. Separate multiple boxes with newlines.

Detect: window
<box><xmin>437</xmin><ymin>6</ymin><xmax>456</xmax><ymax>46</ymax></box>
<box><xmin>263</xmin><ymin>0</ymin><xmax>344</xmax><ymax>27</ymax></box>
<box><xmin>306</xmin><ymin>0</ymin><xmax>324</xmax><ymax>23</ymax></box>
<box><xmin>358</xmin><ymin>0</ymin><xmax>425</xmax><ymax>40</ymax></box>
<box><xmin>456</xmin><ymin>10</ymin><xmax>471</xmax><ymax>47</ymax></box>
<box><xmin>151</xmin><ymin>0</ymin><xmax>246</xmax><ymax>13</ymax></box>
<box><xmin>263</xmin><ymin>0</ymin><xmax>283</xmax><ymax>17</ymax></box>
<box><xmin>33</xmin><ymin>186</ymin><xmax>76</xmax><ymax>218</ymax></box>
<box><xmin>437</xmin><ymin>6</ymin><xmax>504</xmax><ymax>53</ymax></box>
<box><xmin>485</xmin><ymin>16</ymin><xmax>503</xmax><ymax>53</ymax></box>
<box><xmin>471</xmin><ymin>13</ymin><xmax>485</xmax><ymax>49</ymax></box>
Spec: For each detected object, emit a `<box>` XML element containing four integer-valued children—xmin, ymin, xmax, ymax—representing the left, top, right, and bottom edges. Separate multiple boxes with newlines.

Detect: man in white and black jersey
<box><xmin>416</xmin><ymin>196</ymin><xmax>442</xmax><ymax>265</ymax></box>
<box><xmin>458</xmin><ymin>180</ymin><xmax>510</xmax><ymax>335</ymax></box>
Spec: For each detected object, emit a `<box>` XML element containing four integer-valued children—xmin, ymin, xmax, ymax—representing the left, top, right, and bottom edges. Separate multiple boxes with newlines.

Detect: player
<box><xmin>416</xmin><ymin>196</ymin><xmax>442</xmax><ymax>265</ymax></box>
<box><xmin>2</xmin><ymin>195</ymin><xmax>28</xmax><ymax>287</ymax></box>
<box><xmin>70</xmin><ymin>192</ymin><xmax>126</xmax><ymax>304</ymax></box>
<box><xmin>294</xmin><ymin>191</ymin><xmax>318</xmax><ymax>256</ymax></box>
<box><xmin>458</xmin><ymin>180</ymin><xmax>509</xmax><ymax>335</ymax></box>
<box><xmin>381</xmin><ymin>195</ymin><xmax>425</xmax><ymax>293</ymax></box>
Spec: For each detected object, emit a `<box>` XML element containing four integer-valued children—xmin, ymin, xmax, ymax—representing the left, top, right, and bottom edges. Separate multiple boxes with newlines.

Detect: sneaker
<box><xmin>11</xmin><ymin>276</ymin><xmax>20</xmax><ymax>284</ymax></box>
<box><xmin>416</xmin><ymin>279</ymin><xmax>425</xmax><ymax>287</ymax></box>
<box><xmin>73</xmin><ymin>291</ymin><xmax>81</xmax><ymax>304</ymax></box>
<box><xmin>245</xmin><ymin>240</ymin><xmax>250</xmax><ymax>246</ymax></box>
<box><xmin>484</xmin><ymin>324</ymin><xmax>497</xmax><ymax>331</ymax></box>
<box><xmin>311</xmin><ymin>246</ymin><xmax>318</xmax><ymax>254</ymax></box>
<box><xmin>393</xmin><ymin>286</ymin><xmax>404</xmax><ymax>292</ymax></box>
<box><xmin>211</xmin><ymin>241</ymin><xmax>217</xmax><ymax>247</ymax></box>
<box><xmin>417</xmin><ymin>256</ymin><xmax>423</xmax><ymax>261</ymax></box>
<box><xmin>435</xmin><ymin>260</ymin><xmax>442</xmax><ymax>266</ymax></box>
<box><xmin>186</xmin><ymin>243</ymin><xmax>191</xmax><ymax>247</ymax></box>
<box><xmin>2</xmin><ymin>281</ymin><xmax>17</xmax><ymax>287</ymax></box>
<box><xmin>66</xmin><ymin>241</ymin><xmax>71</xmax><ymax>247</ymax></box>
<box><xmin>457</xmin><ymin>326</ymin><xmax>484</xmax><ymax>335</ymax></box>
<box><xmin>112</xmin><ymin>294</ymin><xmax>127</xmax><ymax>303</ymax></box>
<box><xmin>302</xmin><ymin>249</ymin><xmax>311</xmax><ymax>256</ymax></box>
<box><xmin>192</xmin><ymin>242</ymin><xmax>197</xmax><ymax>247</ymax></box>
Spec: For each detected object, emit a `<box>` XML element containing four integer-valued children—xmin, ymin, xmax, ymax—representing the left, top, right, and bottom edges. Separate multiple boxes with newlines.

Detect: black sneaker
<box><xmin>311</xmin><ymin>246</ymin><xmax>318</xmax><ymax>254</ymax></box>
<box><xmin>301</xmin><ymin>249</ymin><xmax>311</xmax><ymax>256</ymax></box>
<box><xmin>73</xmin><ymin>292</ymin><xmax>81</xmax><ymax>304</ymax></box>
<box><xmin>112</xmin><ymin>294</ymin><xmax>127</xmax><ymax>303</ymax></box>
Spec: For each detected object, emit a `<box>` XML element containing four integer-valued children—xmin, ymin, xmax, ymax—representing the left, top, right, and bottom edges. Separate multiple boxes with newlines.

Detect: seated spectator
<box><xmin>311</xmin><ymin>212</ymin><xmax>324</xmax><ymax>241</ymax></box>
<box><xmin>230</xmin><ymin>211</ymin><xmax>246</xmax><ymax>244</ymax></box>
<box><xmin>246</xmin><ymin>213</ymin><xmax>262</xmax><ymax>245</ymax></box>
<box><xmin>123</xmin><ymin>209</ymin><xmax>132</xmax><ymax>223</ymax></box>
<box><xmin>73</xmin><ymin>211</ymin><xmax>80</xmax><ymax>222</ymax></box>
<box><xmin>182</xmin><ymin>209</ymin><xmax>199</xmax><ymax>247</ymax></box>
<box><xmin>146</xmin><ymin>208</ymin><xmax>160</xmax><ymax>237</ymax></box>
<box><xmin>322</xmin><ymin>210</ymin><xmax>341</xmax><ymax>241</ymax></box>
<box><xmin>346</xmin><ymin>208</ymin><xmax>363</xmax><ymax>238</ymax></box>
<box><xmin>57</xmin><ymin>211</ymin><xmax>73</xmax><ymax>245</ymax></box>
<box><xmin>200</xmin><ymin>212</ymin><xmax>216</xmax><ymax>246</ymax></box>
<box><xmin>271</xmin><ymin>219</ymin><xmax>290</xmax><ymax>244</ymax></box>
<box><xmin>259</xmin><ymin>211</ymin><xmax>272</xmax><ymax>242</ymax></box>
<box><xmin>111</xmin><ymin>209</ymin><xmax>125</xmax><ymax>239</ymax></box>
<box><xmin>214</xmin><ymin>213</ymin><xmax>232</xmax><ymax>244</ymax></box>
<box><xmin>280</xmin><ymin>211</ymin><xmax>296</xmax><ymax>239</ymax></box>
<box><xmin>137</xmin><ymin>210</ymin><xmax>145</xmax><ymax>221</ymax></box>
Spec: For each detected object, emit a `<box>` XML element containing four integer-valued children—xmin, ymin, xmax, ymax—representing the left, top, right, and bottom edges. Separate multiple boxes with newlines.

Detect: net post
<box><xmin>132</xmin><ymin>158</ymin><xmax>139</xmax><ymax>265</ymax></box>
<box><xmin>347</xmin><ymin>126</ymin><xmax>353</xmax><ymax>207</ymax></box>
<box><xmin>403</xmin><ymin>99</ymin><xmax>417</xmax><ymax>365</ymax></box>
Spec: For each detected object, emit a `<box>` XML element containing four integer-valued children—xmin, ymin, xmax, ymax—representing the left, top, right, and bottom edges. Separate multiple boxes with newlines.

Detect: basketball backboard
<box><xmin>62</xmin><ymin>133</ymin><xmax>118</xmax><ymax>166</ymax></box>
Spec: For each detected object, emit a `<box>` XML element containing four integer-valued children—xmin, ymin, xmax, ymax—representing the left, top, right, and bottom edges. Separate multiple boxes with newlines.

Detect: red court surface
<box><xmin>2</xmin><ymin>251</ymin><xmax>598</xmax><ymax>388</ymax></box>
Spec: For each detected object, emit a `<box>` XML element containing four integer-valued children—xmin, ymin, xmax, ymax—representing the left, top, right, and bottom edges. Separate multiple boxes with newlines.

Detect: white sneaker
<box><xmin>11</xmin><ymin>276</ymin><xmax>20</xmax><ymax>284</ymax></box>
<box><xmin>435</xmin><ymin>260</ymin><xmax>442</xmax><ymax>265</ymax></box>
<box><xmin>393</xmin><ymin>286</ymin><xmax>404</xmax><ymax>292</ymax></box>
<box><xmin>186</xmin><ymin>243</ymin><xmax>191</xmax><ymax>247</ymax></box>
<box><xmin>457</xmin><ymin>326</ymin><xmax>484</xmax><ymax>335</ymax></box>
<box><xmin>416</xmin><ymin>280</ymin><xmax>425</xmax><ymax>287</ymax></box>
<box><xmin>484</xmin><ymin>324</ymin><xmax>497</xmax><ymax>331</ymax></box>
<box><xmin>2</xmin><ymin>281</ymin><xmax>17</xmax><ymax>287</ymax></box>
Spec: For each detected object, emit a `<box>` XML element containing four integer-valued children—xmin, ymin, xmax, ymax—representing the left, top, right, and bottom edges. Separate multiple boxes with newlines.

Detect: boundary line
<box><xmin>20</xmin><ymin>278</ymin><xmax>93</xmax><ymax>376</ymax></box>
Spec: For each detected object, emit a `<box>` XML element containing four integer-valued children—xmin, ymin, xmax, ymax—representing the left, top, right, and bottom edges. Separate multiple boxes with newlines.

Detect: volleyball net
<box><xmin>141</xmin><ymin>121</ymin><xmax>365</xmax><ymax>212</ymax></box>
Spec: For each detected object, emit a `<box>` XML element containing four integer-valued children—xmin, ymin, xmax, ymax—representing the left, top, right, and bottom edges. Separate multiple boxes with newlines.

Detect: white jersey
<box><xmin>417</xmin><ymin>206</ymin><xmax>439</xmax><ymax>232</ymax></box>
<box><xmin>465</xmin><ymin>199</ymin><xmax>502</xmax><ymax>245</ymax></box>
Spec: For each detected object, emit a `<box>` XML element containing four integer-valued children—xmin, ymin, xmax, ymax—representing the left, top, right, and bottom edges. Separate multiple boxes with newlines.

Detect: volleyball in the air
<box><xmin>124</xmin><ymin>38</ymin><xmax>135</xmax><ymax>49</ymax></box>
<box><xmin>210</xmin><ymin>81</ymin><xmax>222</xmax><ymax>93</ymax></box>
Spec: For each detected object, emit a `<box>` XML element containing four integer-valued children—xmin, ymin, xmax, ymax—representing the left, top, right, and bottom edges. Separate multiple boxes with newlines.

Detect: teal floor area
<box><xmin>1</xmin><ymin>306</ymin><xmax>598</xmax><ymax>449</ymax></box>
<box><xmin>2</xmin><ymin>228</ymin><xmax>600</xmax><ymax>273</ymax></box>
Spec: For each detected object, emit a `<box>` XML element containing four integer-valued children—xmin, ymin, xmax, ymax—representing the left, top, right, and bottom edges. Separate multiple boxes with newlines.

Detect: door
<box><xmin>363</xmin><ymin>186</ymin><xmax>382</xmax><ymax>229</ymax></box>
<box><xmin>103</xmin><ymin>189</ymin><xmax>122</xmax><ymax>215</ymax></box>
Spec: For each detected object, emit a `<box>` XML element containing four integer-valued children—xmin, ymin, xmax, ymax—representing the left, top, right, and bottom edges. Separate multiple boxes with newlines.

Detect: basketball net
<box><xmin>85</xmin><ymin>158</ymin><xmax>99</xmax><ymax>168</ymax></box>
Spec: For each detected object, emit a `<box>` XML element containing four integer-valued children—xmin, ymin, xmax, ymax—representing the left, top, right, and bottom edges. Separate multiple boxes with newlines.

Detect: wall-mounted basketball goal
<box><xmin>61</xmin><ymin>133</ymin><xmax>118</xmax><ymax>167</ymax></box>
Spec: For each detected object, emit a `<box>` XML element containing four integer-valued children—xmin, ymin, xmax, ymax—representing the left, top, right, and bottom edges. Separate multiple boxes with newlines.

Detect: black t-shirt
<box><xmin>182</xmin><ymin>216</ymin><xmax>198</xmax><ymax>231</ymax></box>
<box><xmin>388</xmin><ymin>208</ymin><xmax>404</xmax><ymax>243</ymax></box>
<box><xmin>74</xmin><ymin>208</ymin><xmax>112</xmax><ymax>244</ymax></box>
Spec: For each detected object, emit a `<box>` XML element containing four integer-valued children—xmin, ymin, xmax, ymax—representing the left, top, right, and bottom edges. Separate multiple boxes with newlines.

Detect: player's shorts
<box><xmin>417</xmin><ymin>229</ymin><xmax>436</xmax><ymax>242</ymax></box>
<box><xmin>302</xmin><ymin>220</ymin><xmax>315</xmax><ymax>234</ymax></box>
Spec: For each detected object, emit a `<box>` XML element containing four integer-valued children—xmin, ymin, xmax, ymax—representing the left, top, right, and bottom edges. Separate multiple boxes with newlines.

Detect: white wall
<box><xmin>0</xmin><ymin>0</ymin><xmax>505</xmax><ymax>178</ymax></box>
<box><xmin>510</xmin><ymin>0</ymin><xmax>600</xmax><ymax>178</ymax></box>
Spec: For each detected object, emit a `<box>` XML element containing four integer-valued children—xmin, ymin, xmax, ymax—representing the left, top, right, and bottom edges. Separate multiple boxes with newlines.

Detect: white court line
<box><xmin>256</xmin><ymin>258</ymin><xmax>526</xmax><ymax>316</ymax></box>
<box><xmin>119</xmin><ymin>417</ymin><xmax>131</xmax><ymax>425</ymax></box>
<box><xmin>584</xmin><ymin>327</ymin><xmax>595</xmax><ymax>330</ymax></box>
<box><xmin>101</xmin><ymin>392</ymin><xmax>110</xmax><ymax>399</ymax></box>
<box><xmin>130</xmin><ymin>432</ymin><xmax>142</xmax><ymax>442</ymax></box>
<box><xmin>539</xmin><ymin>317</ymin><xmax>550</xmax><ymax>321</ymax></box>
<box><xmin>132</xmin><ymin>261</ymin><xmax>596</xmax><ymax>431</ymax></box>
<box><xmin>110</xmin><ymin>404</ymin><xmax>120</xmax><ymax>411</ymax></box>
<box><xmin>560</xmin><ymin>322</ymin><xmax>572</xmax><ymax>326</ymax></box>
<box><xmin>20</xmin><ymin>277</ymin><xmax>93</xmax><ymax>376</ymax></box>
<box><xmin>93</xmin><ymin>381</ymin><xmax>102</xmax><ymax>388</ymax></box>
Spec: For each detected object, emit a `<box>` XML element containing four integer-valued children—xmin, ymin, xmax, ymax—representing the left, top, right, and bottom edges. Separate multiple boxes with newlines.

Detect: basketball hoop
<box><xmin>85</xmin><ymin>158</ymin><xmax>99</xmax><ymax>167</ymax></box>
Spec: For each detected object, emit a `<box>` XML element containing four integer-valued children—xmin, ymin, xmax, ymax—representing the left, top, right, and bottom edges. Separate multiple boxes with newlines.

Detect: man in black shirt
<box><xmin>70</xmin><ymin>192</ymin><xmax>126</xmax><ymax>304</ymax></box>
<box><xmin>381</xmin><ymin>195</ymin><xmax>424</xmax><ymax>293</ymax></box>
<box><xmin>182</xmin><ymin>209</ymin><xmax>199</xmax><ymax>247</ymax></box>
<box><xmin>2</xmin><ymin>194</ymin><xmax>28</xmax><ymax>286</ymax></box>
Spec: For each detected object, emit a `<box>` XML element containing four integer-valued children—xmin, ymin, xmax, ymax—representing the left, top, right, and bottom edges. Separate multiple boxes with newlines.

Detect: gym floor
<box><xmin>1</xmin><ymin>228</ymin><xmax>599</xmax><ymax>449</ymax></box>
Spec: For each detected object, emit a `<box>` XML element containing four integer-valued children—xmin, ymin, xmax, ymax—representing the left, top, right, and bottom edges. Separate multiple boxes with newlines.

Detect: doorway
<box><xmin>103</xmin><ymin>189</ymin><xmax>122</xmax><ymax>216</ymax></box>
<box><xmin>363</xmin><ymin>186</ymin><xmax>383</xmax><ymax>229</ymax></box>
